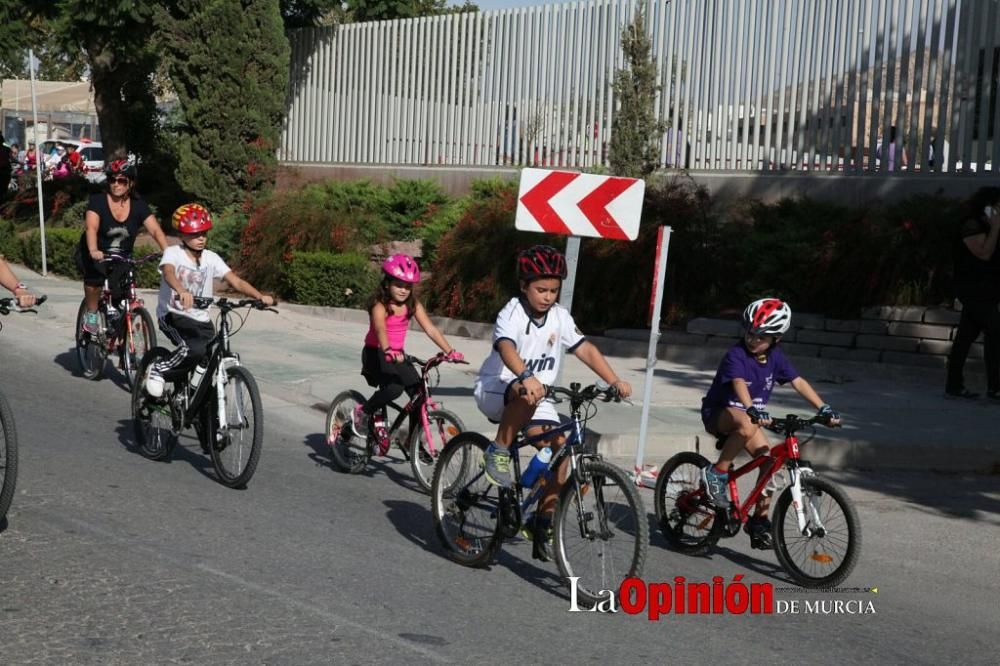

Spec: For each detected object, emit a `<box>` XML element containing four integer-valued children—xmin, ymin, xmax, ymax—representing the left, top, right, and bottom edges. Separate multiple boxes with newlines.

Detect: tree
<box><xmin>608</xmin><ymin>9</ymin><xmax>666</xmax><ymax>178</ymax></box>
<box><xmin>280</xmin><ymin>0</ymin><xmax>344</xmax><ymax>28</ymax></box>
<box><xmin>344</xmin><ymin>0</ymin><xmax>475</xmax><ymax>23</ymax></box>
<box><xmin>158</xmin><ymin>0</ymin><xmax>291</xmax><ymax>211</ymax></box>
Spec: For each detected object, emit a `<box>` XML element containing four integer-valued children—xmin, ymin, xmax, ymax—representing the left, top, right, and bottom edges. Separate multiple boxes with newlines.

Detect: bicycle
<box><xmin>131</xmin><ymin>297</ymin><xmax>275</xmax><ymax>489</ymax></box>
<box><xmin>431</xmin><ymin>382</ymin><xmax>647</xmax><ymax>609</ymax></box>
<box><xmin>0</xmin><ymin>295</ymin><xmax>46</xmax><ymax>521</ymax></box>
<box><xmin>654</xmin><ymin>414</ymin><xmax>861</xmax><ymax>588</ymax></box>
<box><xmin>325</xmin><ymin>352</ymin><xmax>467</xmax><ymax>492</ymax></box>
<box><xmin>75</xmin><ymin>251</ymin><xmax>160</xmax><ymax>389</ymax></box>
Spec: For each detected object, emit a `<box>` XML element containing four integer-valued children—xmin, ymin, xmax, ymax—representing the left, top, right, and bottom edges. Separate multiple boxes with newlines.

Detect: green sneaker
<box><xmin>82</xmin><ymin>310</ymin><xmax>101</xmax><ymax>335</ymax></box>
<box><xmin>482</xmin><ymin>443</ymin><xmax>512</xmax><ymax>488</ymax></box>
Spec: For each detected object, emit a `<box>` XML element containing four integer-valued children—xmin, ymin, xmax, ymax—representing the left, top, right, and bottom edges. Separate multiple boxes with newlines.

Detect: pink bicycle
<box><xmin>325</xmin><ymin>352</ymin><xmax>467</xmax><ymax>492</ymax></box>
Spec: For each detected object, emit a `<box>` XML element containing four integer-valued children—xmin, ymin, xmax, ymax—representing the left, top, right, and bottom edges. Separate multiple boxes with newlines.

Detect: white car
<box><xmin>75</xmin><ymin>140</ymin><xmax>105</xmax><ymax>182</ymax></box>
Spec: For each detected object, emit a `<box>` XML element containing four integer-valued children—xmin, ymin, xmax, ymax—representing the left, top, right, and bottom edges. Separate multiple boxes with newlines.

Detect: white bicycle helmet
<box><xmin>743</xmin><ymin>298</ymin><xmax>792</xmax><ymax>336</ymax></box>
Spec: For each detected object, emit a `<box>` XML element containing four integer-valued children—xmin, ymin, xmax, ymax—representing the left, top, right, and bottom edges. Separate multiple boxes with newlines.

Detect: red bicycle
<box><xmin>325</xmin><ymin>352</ymin><xmax>467</xmax><ymax>492</ymax></box>
<box><xmin>75</xmin><ymin>252</ymin><xmax>160</xmax><ymax>390</ymax></box>
<box><xmin>654</xmin><ymin>414</ymin><xmax>861</xmax><ymax>588</ymax></box>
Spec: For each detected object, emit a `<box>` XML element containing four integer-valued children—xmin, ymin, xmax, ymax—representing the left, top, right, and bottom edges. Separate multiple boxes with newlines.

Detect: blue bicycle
<box><xmin>430</xmin><ymin>382</ymin><xmax>647</xmax><ymax>608</ymax></box>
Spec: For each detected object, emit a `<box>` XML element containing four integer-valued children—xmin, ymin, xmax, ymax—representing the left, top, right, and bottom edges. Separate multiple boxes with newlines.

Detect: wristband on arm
<box><xmin>516</xmin><ymin>368</ymin><xmax>534</xmax><ymax>383</ymax></box>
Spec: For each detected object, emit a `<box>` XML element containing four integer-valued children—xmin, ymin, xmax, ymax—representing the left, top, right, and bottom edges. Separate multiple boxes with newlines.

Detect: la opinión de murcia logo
<box><xmin>568</xmin><ymin>576</ymin><xmax>877</xmax><ymax>616</ymax></box>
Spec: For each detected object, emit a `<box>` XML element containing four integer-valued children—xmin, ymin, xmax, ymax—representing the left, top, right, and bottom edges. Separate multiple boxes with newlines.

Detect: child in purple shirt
<box><xmin>701</xmin><ymin>298</ymin><xmax>841</xmax><ymax>549</ymax></box>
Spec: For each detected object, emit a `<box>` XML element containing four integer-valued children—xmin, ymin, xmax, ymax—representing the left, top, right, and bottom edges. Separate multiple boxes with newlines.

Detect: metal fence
<box><xmin>281</xmin><ymin>0</ymin><xmax>1000</xmax><ymax>175</ymax></box>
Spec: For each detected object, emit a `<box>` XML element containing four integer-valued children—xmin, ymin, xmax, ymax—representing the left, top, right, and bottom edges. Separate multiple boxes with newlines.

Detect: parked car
<box><xmin>76</xmin><ymin>140</ymin><xmax>105</xmax><ymax>182</ymax></box>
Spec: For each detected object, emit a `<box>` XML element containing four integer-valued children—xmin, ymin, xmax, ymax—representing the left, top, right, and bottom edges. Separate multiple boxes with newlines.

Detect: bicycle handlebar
<box><xmin>0</xmin><ymin>295</ymin><xmax>47</xmax><ymax>315</ymax></box>
<box><xmin>191</xmin><ymin>296</ymin><xmax>278</xmax><ymax>313</ymax></box>
<box><xmin>405</xmin><ymin>352</ymin><xmax>470</xmax><ymax>369</ymax></box>
<box><xmin>546</xmin><ymin>382</ymin><xmax>623</xmax><ymax>405</ymax></box>
<box><xmin>100</xmin><ymin>251</ymin><xmax>162</xmax><ymax>266</ymax></box>
<box><xmin>765</xmin><ymin>413</ymin><xmax>840</xmax><ymax>434</ymax></box>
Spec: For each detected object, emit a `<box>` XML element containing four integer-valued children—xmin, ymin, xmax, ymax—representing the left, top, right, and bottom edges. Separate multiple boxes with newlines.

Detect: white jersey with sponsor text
<box><xmin>476</xmin><ymin>297</ymin><xmax>585</xmax><ymax>388</ymax></box>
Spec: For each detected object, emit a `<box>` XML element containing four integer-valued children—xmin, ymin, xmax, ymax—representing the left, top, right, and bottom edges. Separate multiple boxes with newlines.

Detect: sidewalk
<box><xmin>13</xmin><ymin>264</ymin><xmax>999</xmax><ymax>474</ymax></box>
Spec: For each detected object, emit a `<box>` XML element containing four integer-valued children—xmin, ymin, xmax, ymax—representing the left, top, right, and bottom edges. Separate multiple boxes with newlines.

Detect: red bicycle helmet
<box><xmin>173</xmin><ymin>203</ymin><xmax>214</xmax><ymax>234</ymax></box>
<box><xmin>104</xmin><ymin>154</ymin><xmax>138</xmax><ymax>180</ymax></box>
<box><xmin>743</xmin><ymin>298</ymin><xmax>792</xmax><ymax>336</ymax></box>
<box><xmin>517</xmin><ymin>245</ymin><xmax>567</xmax><ymax>281</ymax></box>
<box><xmin>382</xmin><ymin>254</ymin><xmax>421</xmax><ymax>283</ymax></box>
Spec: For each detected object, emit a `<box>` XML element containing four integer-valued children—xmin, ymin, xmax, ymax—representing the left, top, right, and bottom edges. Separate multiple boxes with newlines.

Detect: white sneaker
<box><xmin>145</xmin><ymin>367</ymin><xmax>165</xmax><ymax>398</ymax></box>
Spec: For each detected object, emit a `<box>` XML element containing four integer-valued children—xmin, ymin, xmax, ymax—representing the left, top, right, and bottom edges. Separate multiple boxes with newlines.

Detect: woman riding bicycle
<box><xmin>700</xmin><ymin>298</ymin><xmax>841</xmax><ymax>549</ymax></box>
<box><xmin>77</xmin><ymin>154</ymin><xmax>169</xmax><ymax>334</ymax></box>
<box><xmin>351</xmin><ymin>254</ymin><xmax>463</xmax><ymax>455</ymax></box>
<box><xmin>474</xmin><ymin>245</ymin><xmax>631</xmax><ymax>561</ymax></box>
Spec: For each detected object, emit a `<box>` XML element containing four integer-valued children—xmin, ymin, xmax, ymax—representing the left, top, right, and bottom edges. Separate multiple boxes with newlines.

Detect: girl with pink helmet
<box><xmin>351</xmin><ymin>254</ymin><xmax>463</xmax><ymax>454</ymax></box>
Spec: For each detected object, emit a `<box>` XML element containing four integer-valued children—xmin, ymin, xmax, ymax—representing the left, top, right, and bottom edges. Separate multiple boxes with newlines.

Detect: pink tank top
<box><xmin>364</xmin><ymin>306</ymin><xmax>410</xmax><ymax>350</ymax></box>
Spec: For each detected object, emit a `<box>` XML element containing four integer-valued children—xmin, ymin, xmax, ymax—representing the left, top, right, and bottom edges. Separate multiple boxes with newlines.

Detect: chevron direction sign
<box><xmin>515</xmin><ymin>168</ymin><xmax>645</xmax><ymax>241</ymax></box>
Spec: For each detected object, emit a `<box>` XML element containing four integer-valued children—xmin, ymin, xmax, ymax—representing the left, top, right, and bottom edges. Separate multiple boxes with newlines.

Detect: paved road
<box><xmin>0</xmin><ymin>280</ymin><xmax>997</xmax><ymax>663</ymax></box>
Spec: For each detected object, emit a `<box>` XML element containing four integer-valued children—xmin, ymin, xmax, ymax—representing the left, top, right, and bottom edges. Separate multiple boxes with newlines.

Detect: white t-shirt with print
<box><xmin>156</xmin><ymin>244</ymin><xmax>231</xmax><ymax>323</ymax></box>
<box><xmin>476</xmin><ymin>297</ymin><xmax>585</xmax><ymax>388</ymax></box>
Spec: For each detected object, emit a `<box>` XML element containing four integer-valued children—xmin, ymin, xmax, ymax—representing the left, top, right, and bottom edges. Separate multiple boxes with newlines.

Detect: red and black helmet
<box><xmin>173</xmin><ymin>203</ymin><xmax>213</xmax><ymax>234</ymax></box>
<box><xmin>517</xmin><ymin>245</ymin><xmax>567</xmax><ymax>281</ymax></box>
<box><xmin>104</xmin><ymin>155</ymin><xmax>137</xmax><ymax>180</ymax></box>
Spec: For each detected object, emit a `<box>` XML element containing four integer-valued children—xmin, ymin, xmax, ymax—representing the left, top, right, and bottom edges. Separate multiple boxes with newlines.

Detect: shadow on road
<box><xmin>54</xmin><ymin>348</ymin><xmax>131</xmax><ymax>393</ymax></box>
<box><xmin>383</xmin><ymin>498</ymin><xmax>437</xmax><ymax>553</ymax></box>
<box><xmin>114</xmin><ymin>418</ymin><xmax>217</xmax><ymax>484</ymax></box>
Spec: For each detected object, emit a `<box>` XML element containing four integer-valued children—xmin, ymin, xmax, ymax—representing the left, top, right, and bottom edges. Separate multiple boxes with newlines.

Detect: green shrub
<box><xmin>51</xmin><ymin>199</ymin><xmax>89</xmax><ymax>228</ymax></box>
<box><xmin>134</xmin><ymin>248</ymin><xmax>163</xmax><ymax>289</ymax></box>
<box><xmin>21</xmin><ymin>228</ymin><xmax>81</xmax><ymax>277</ymax></box>
<box><xmin>287</xmin><ymin>251</ymin><xmax>378</xmax><ymax>308</ymax></box>
<box><xmin>383</xmin><ymin>179</ymin><xmax>450</xmax><ymax>240</ymax></box>
<box><xmin>0</xmin><ymin>220</ymin><xmax>23</xmax><ymax>262</ymax></box>
<box><xmin>426</xmin><ymin>179</ymin><xmax>565</xmax><ymax>322</ymax></box>
<box><xmin>211</xmin><ymin>205</ymin><xmax>249</xmax><ymax>265</ymax></box>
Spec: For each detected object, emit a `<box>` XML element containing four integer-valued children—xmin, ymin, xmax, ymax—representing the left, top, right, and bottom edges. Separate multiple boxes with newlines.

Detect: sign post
<box><xmin>635</xmin><ymin>226</ymin><xmax>672</xmax><ymax>488</ymax></box>
<box><xmin>28</xmin><ymin>49</ymin><xmax>47</xmax><ymax>276</ymax></box>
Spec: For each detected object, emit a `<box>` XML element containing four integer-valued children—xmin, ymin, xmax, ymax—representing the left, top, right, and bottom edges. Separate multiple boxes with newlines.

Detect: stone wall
<box><xmin>685</xmin><ymin>305</ymin><xmax>979</xmax><ymax>369</ymax></box>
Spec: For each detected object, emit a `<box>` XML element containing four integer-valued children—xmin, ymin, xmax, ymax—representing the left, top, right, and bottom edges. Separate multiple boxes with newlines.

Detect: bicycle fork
<box><xmin>788</xmin><ymin>468</ymin><xmax>826</xmax><ymax>537</ymax></box>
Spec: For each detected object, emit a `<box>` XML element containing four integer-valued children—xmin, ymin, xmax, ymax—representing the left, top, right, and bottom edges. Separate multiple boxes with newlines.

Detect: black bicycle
<box><xmin>0</xmin><ymin>296</ymin><xmax>46</xmax><ymax>521</ymax></box>
<box><xmin>131</xmin><ymin>297</ymin><xmax>275</xmax><ymax>489</ymax></box>
<box><xmin>431</xmin><ymin>382</ymin><xmax>647</xmax><ymax>608</ymax></box>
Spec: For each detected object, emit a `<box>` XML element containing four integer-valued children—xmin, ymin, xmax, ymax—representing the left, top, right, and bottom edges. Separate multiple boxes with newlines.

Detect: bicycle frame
<box><xmin>376</xmin><ymin>355</ymin><xmax>452</xmax><ymax>455</ymax></box>
<box><xmin>723</xmin><ymin>419</ymin><xmax>827</xmax><ymax>538</ymax></box>
<box><xmin>98</xmin><ymin>254</ymin><xmax>157</xmax><ymax>355</ymax></box>
<box><xmin>509</xmin><ymin>407</ymin><xmax>589</xmax><ymax>519</ymax></box>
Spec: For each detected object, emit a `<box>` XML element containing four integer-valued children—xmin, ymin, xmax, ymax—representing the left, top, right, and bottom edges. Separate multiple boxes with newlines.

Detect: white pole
<box><xmin>559</xmin><ymin>235</ymin><xmax>581</xmax><ymax>311</ymax></box>
<box><xmin>634</xmin><ymin>225</ymin><xmax>672</xmax><ymax>486</ymax></box>
<box><xmin>28</xmin><ymin>49</ymin><xmax>47</xmax><ymax>276</ymax></box>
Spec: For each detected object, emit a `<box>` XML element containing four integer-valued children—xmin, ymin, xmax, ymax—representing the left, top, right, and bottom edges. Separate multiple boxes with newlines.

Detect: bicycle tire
<box><xmin>0</xmin><ymin>391</ymin><xmax>19</xmax><ymax>520</ymax></box>
<box><xmin>325</xmin><ymin>390</ymin><xmax>370</xmax><ymax>474</ymax></box>
<box><xmin>75</xmin><ymin>299</ymin><xmax>108</xmax><ymax>380</ymax></box>
<box><xmin>409</xmin><ymin>408</ymin><xmax>465</xmax><ymax>494</ymax></box>
<box><xmin>654</xmin><ymin>451</ymin><xmax>723</xmax><ymax>555</ymax></box>
<box><xmin>431</xmin><ymin>431</ymin><xmax>501</xmax><ymax>567</ymax></box>
<box><xmin>773</xmin><ymin>475</ymin><xmax>861</xmax><ymax>588</ymax></box>
<box><xmin>208</xmin><ymin>365</ymin><xmax>264</xmax><ymax>489</ymax></box>
<box><xmin>131</xmin><ymin>348</ymin><xmax>178</xmax><ymax>461</ymax></box>
<box><xmin>121</xmin><ymin>306</ymin><xmax>157</xmax><ymax>391</ymax></box>
<box><xmin>553</xmin><ymin>458</ymin><xmax>648</xmax><ymax>608</ymax></box>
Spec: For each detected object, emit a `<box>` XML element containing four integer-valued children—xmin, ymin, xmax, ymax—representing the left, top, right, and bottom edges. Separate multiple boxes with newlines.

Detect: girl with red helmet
<box><xmin>143</xmin><ymin>204</ymin><xmax>274</xmax><ymax>397</ymax></box>
<box><xmin>699</xmin><ymin>297</ymin><xmax>841</xmax><ymax>549</ymax></box>
<box><xmin>77</xmin><ymin>152</ymin><xmax>169</xmax><ymax>335</ymax></box>
<box><xmin>473</xmin><ymin>245</ymin><xmax>632</xmax><ymax>562</ymax></box>
<box><xmin>349</xmin><ymin>253</ymin><xmax>463</xmax><ymax>455</ymax></box>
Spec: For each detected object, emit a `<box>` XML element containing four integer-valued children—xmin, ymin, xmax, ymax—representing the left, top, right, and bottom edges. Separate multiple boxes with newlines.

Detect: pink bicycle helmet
<box><xmin>382</xmin><ymin>254</ymin><xmax>421</xmax><ymax>283</ymax></box>
<box><xmin>743</xmin><ymin>298</ymin><xmax>792</xmax><ymax>336</ymax></box>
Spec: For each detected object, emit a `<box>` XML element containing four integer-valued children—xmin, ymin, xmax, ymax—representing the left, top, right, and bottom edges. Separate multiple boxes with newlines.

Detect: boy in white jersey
<box><xmin>474</xmin><ymin>245</ymin><xmax>631</xmax><ymax>561</ymax></box>
<box><xmin>144</xmin><ymin>203</ymin><xmax>274</xmax><ymax>397</ymax></box>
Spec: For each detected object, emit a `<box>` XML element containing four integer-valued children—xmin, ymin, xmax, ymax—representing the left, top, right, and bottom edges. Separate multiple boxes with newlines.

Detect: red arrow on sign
<box><xmin>518</xmin><ymin>170</ymin><xmax>578</xmax><ymax>235</ymax></box>
<box><xmin>577</xmin><ymin>177</ymin><xmax>635</xmax><ymax>240</ymax></box>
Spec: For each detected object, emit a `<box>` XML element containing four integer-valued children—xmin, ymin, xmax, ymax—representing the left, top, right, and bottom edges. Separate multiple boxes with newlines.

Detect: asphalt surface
<box><xmin>0</xmin><ymin>270</ymin><xmax>997</xmax><ymax>663</ymax></box>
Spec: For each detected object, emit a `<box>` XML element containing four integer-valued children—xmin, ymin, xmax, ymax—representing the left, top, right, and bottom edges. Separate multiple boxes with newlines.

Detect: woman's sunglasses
<box><xmin>109</xmin><ymin>175</ymin><xmax>131</xmax><ymax>185</ymax></box>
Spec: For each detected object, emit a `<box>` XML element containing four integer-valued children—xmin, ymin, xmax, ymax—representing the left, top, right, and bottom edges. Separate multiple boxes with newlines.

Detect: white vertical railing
<box><xmin>281</xmin><ymin>0</ymin><xmax>997</xmax><ymax>175</ymax></box>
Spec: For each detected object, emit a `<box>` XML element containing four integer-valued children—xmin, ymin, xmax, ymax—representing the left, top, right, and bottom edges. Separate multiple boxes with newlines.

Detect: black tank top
<box><xmin>82</xmin><ymin>192</ymin><xmax>152</xmax><ymax>255</ymax></box>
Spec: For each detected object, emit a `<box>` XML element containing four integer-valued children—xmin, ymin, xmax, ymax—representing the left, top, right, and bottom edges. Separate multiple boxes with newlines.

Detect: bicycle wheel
<box><xmin>75</xmin><ymin>299</ymin><xmax>108</xmax><ymax>380</ymax></box>
<box><xmin>0</xmin><ymin>391</ymin><xmax>19</xmax><ymax>520</ymax></box>
<box><xmin>207</xmin><ymin>365</ymin><xmax>264</xmax><ymax>489</ymax></box>
<box><xmin>121</xmin><ymin>306</ymin><xmax>157</xmax><ymax>390</ymax></box>
<box><xmin>325</xmin><ymin>390</ymin><xmax>370</xmax><ymax>474</ymax></box>
<box><xmin>131</xmin><ymin>348</ymin><xmax>178</xmax><ymax>461</ymax></box>
<box><xmin>654</xmin><ymin>451</ymin><xmax>723</xmax><ymax>554</ymax></box>
<box><xmin>410</xmin><ymin>408</ymin><xmax>465</xmax><ymax>493</ymax></box>
<box><xmin>431</xmin><ymin>432</ymin><xmax>501</xmax><ymax>567</ymax></box>
<box><xmin>553</xmin><ymin>458</ymin><xmax>648</xmax><ymax>609</ymax></box>
<box><xmin>773</xmin><ymin>475</ymin><xmax>861</xmax><ymax>588</ymax></box>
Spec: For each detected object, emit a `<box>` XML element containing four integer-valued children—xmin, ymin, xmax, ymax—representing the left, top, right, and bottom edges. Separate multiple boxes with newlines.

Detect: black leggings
<box><xmin>154</xmin><ymin>313</ymin><xmax>216</xmax><ymax>380</ymax></box>
<box><xmin>947</xmin><ymin>297</ymin><xmax>1000</xmax><ymax>394</ymax></box>
<box><xmin>360</xmin><ymin>346</ymin><xmax>420</xmax><ymax>415</ymax></box>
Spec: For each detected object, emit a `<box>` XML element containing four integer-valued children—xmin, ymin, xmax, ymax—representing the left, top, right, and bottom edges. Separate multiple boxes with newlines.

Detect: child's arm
<box><xmin>790</xmin><ymin>377</ymin><xmax>841</xmax><ymax>423</ymax></box>
<box><xmin>161</xmin><ymin>263</ymin><xmax>192</xmax><ymax>310</ymax></box>
<box><xmin>412</xmin><ymin>302</ymin><xmax>457</xmax><ymax>355</ymax></box>
<box><xmin>572</xmin><ymin>341</ymin><xmax>632</xmax><ymax>398</ymax></box>
<box><xmin>370</xmin><ymin>301</ymin><xmax>391</xmax><ymax>352</ymax></box>
<box><xmin>222</xmin><ymin>271</ymin><xmax>275</xmax><ymax>306</ymax></box>
<box><xmin>497</xmin><ymin>339</ymin><xmax>546</xmax><ymax>404</ymax></box>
